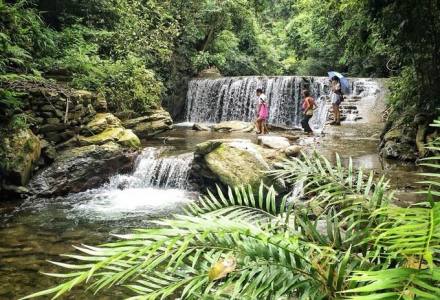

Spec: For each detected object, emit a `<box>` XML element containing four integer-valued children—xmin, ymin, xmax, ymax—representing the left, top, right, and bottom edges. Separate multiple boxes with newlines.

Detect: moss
<box><xmin>0</xmin><ymin>128</ymin><xmax>41</xmax><ymax>185</ymax></box>
<box><xmin>118</xmin><ymin>129</ymin><xmax>141</xmax><ymax>149</ymax></box>
<box><xmin>84</xmin><ymin>113</ymin><xmax>122</xmax><ymax>135</ymax></box>
<box><xmin>79</xmin><ymin>127</ymin><xmax>140</xmax><ymax>149</ymax></box>
<box><xmin>205</xmin><ymin>143</ymin><xmax>269</xmax><ymax>189</ymax></box>
<box><xmin>384</xmin><ymin>128</ymin><xmax>402</xmax><ymax>141</ymax></box>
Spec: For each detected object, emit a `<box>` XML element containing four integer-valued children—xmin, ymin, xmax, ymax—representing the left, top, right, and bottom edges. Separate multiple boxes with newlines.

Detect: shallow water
<box><xmin>0</xmin><ymin>124</ymin><xmax>424</xmax><ymax>299</ymax></box>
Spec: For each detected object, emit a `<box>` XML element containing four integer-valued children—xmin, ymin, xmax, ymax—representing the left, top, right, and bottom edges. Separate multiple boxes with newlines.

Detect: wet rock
<box><xmin>0</xmin><ymin>129</ymin><xmax>41</xmax><ymax>186</ymax></box>
<box><xmin>123</xmin><ymin>108</ymin><xmax>173</xmax><ymax>138</ymax></box>
<box><xmin>258</xmin><ymin>136</ymin><xmax>290</xmax><ymax>149</ymax></box>
<box><xmin>211</xmin><ymin>121</ymin><xmax>254</xmax><ymax>133</ymax></box>
<box><xmin>191</xmin><ymin>139</ymin><xmax>285</xmax><ymax>190</ymax></box>
<box><xmin>0</xmin><ymin>183</ymin><xmax>29</xmax><ymax>199</ymax></box>
<box><xmin>284</xmin><ymin>145</ymin><xmax>302</xmax><ymax>157</ymax></box>
<box><xmin>40</xmin><ymin>139</ymin><xmax>57</xmax><ymax>163</ymax></box>
<box><xmin>380</xmin><ymin>117</ymin><xmax>418</xmax><ymax>161</ymax></box>
<box><xmin>267</xmin><ymin>124</ymin><xmax>298</xmax><ymax>131</ymax></box>
<box><xmin>193</xmin><ymin>123</ymin><xmax>210</xmax><ymax>131</ymax></box>
<box><xmin>29</xmin><ymin>142</ymin><xmax>138</xmax><ymax>196</ymax></box>
<box><xmin>380</xmin><ymin>140</ymin><xmax>418</xmax><ymax>161</ymax></box>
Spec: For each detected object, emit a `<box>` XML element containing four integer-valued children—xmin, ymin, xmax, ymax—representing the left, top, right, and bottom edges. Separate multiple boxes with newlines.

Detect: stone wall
<box><xmin>15</xmin><ymin>83</ymin><xmax>107</xmax><ymax>146</ymax></box>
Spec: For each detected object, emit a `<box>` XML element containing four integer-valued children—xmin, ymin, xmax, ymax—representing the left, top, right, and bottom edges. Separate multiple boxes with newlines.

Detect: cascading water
<box><xmin>109</xmin><ymin>148</ymin><xmax>193</xmax><ymax>190</ymax></box>
<box><xmin>68</xmin><ymin>148</ymin><xmax>195</xmax><ymax>220</ymax></box>
<box><xmin>186</xmin><ymin>76</ymin><xmax>329</xmax><ymax>127</ymax></box>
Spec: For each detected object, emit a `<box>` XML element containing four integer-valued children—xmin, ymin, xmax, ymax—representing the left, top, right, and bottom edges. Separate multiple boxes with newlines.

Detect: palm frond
<box><xmin>344</xmin><ymin>268</ymin><xmax>440</xmax><ymax>299</ymax></box>
<box><xmin>270</xmin><ymin>152</ymin><xmax>393</xmax><ymax>250</ymax></box>
<box><xmin>372</xmin><ymin>201</ymin><xmax>440</xmax><ymax>269</ymax></box>
<box><xmin>417</xmin><ymin>118</ymin><xmax>440</xmax><ymax>197</ymax></box>
<box><xmin>21</xmin><ymin>213</ymin><xmax>329</xmax><ymax>299</ymax></box>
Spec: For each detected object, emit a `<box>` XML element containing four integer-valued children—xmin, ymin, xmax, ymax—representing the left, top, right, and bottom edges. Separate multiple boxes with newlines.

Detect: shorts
<box><xmin>331</xmin><ymin>93</ymin><xmax>342</xmax><ymax>105</ymax></box>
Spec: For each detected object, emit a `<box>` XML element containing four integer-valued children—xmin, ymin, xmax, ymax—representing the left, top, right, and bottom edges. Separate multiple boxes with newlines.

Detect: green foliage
<box><xmin>0</xmin><ymin>89</ymin><xmax>23</xmax><ymax>120</ymax></box>
<box><xmin>87</xmin><ymin>57</ymin><xmax>163</xmax><ymax>113</ymax></box>
<box><xmin>1</xmin><ymin>0</ymin><xmax>438</xmax><ymax>121</ymax></box>
<box><xmin>0</xmin><ymin>0</ymin><xmax>55</xmax><ymax>74</ymax></box>
<box><xmin>23</xmin><ymin>121</ymin><xmax>440</xmax><ymax>299</ymax></box>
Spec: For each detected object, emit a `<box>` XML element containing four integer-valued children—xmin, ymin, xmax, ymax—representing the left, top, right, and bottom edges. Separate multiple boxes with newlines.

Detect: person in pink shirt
<box><xmin>256</xmin><ymin>88</ymin><xmax>269</xmax><ymax>134</ymax></box>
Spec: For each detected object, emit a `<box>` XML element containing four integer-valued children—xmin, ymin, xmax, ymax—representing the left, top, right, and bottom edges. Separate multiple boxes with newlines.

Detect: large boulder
<box><xmin>29</xmin><ymin>142</ymin><xmax>137</xmax><ymax>196</ymax></box>
<box><xmin>123</xmin><ymin>108</ymin><xmax>173</xmax><ymax>138</ymax></box>
<box><xmin>191</xmin><ymin>139</ymin><xmax>285</xmax><ymax>190</ymax></box>
<box><xmin>211</xmin><ymin>121</ymin><xmax>254</xmax><ymax>133</ymax></box>
<box><xmin>0</xmin><ymin>129</ymin><xmax>41</xmax><ymax>186</ymax></box>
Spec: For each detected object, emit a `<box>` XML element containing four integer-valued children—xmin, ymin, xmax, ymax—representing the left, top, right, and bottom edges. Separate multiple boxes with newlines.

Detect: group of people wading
<box><xmin>255</xmin><ymin>76</ymin><xmax>343</xmax><ymax>135</ymax></box>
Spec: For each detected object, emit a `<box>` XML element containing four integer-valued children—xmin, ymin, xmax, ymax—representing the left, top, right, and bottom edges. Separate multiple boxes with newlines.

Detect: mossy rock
<box><xmin>197</xmin><ymin>140</ymin><xmax>285</xmax><ymax>190</ymax></box>
<box><xmin>383</xmin><ymin>128</ymin><xmax>402</xmax><ymax>141</ymax></box>
<box><xmin>82</xmin><ymin>113</ymin><xmax>122</xmax><ymax>135</ymax></box>
<box><xmin>205</xmin><ymin>143</ymin><xmax>268</xmax><ymax>189</ymax></box>
<box><xmin>78</xmin><ymin>127</ymin><xmax>140</xmax><ymax>149</ymax></box>
<box><xmin>0</xmin><ymin>128</ymin><xmax>41</xmax><ymax>186</ymax></box>
<box><xmin>118</xmin><ymin>129</ymin><xmax>141</xmax><ymax>148</ymax></box>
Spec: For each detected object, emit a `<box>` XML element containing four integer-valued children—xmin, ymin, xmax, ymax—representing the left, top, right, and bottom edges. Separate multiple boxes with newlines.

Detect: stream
<box><xmin>0</xmin><ymin>76</ymin><xmax>425</xmax><ymax>299</ymax></box>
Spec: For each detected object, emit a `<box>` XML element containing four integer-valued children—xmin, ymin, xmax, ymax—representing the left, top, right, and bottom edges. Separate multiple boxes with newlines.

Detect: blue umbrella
<box><xmin>328</xmin><ymin>71</ymin><xmax>350</xmax><ymax>94</ymax></box>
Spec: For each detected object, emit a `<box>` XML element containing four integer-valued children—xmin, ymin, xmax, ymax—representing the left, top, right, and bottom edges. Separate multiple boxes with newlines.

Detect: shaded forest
<box><xmin>1</xmin><ymin>0</ymin><xmax>439</xmax><ymax>122</ymax></box>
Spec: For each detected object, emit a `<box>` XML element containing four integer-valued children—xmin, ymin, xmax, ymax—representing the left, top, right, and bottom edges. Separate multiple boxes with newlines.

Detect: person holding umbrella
<box><xmin>330</xmin><ymin>76</ymin><xmax>342</xmax><ymax>125</ymax></box>
<box><xmin>328</xmin><ymin>71</ymin><xmax>349</xmax><ymax>126</ymax></box>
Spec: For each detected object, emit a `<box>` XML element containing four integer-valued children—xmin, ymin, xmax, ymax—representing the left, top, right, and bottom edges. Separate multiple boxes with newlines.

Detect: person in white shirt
<box><xmin>330</xmin><ymin>76</ymin><xmax>342</xmax><ymax>125</ymax></box>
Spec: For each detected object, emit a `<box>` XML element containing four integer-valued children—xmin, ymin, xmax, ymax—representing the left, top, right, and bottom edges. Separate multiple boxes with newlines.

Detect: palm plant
<box><xmin>23</xmin><ymin>121</ymin><xmax>439</xmax><ymax>300</ymax></box>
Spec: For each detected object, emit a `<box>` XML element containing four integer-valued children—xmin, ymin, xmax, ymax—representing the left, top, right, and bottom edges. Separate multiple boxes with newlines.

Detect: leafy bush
<box><xmin>387</xmin><ymin>67</ymin><xmax>418</xmax><ymax>120</ymax></box>
<box><xmin>0</xmin><ymin>0</ymin><xmax>55</xmax><ymax>74</ymax></box>
<box><xmin>89</xmin><ymin>57</ymin><xmax>163</xmax><ymax>113</ymax></box>
<box><xmin>22</xmin><ymin>120</ymin><xmax>440</xmax><ymax>299</ymax></box>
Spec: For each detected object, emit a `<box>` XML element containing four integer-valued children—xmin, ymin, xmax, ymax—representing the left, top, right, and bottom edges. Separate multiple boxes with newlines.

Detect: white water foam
<box><xmin>68</xmin><ymin>148</ymin><xmax>195</xmax><ymax>220</ymax></box>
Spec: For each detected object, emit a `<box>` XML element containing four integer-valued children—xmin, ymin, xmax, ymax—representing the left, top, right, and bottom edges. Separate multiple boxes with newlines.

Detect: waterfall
<box><xmin>108</xmin><ymin>148</ymin><xmax>193</xmax><ymax>190</ymax></box>
<box><xmin>310</xmin><ymin>95</ymin><xmax>331</xmax><ymax>133</ymax></box>
<box><xmin>68</xmin><ymin>148</ymin><xmax>195</xmax><ymax>220</ymax></box>
<box><xmin>186</xmin><ymin>76</ymin><xmax>329</xmax><ymax>127</ymax></box>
